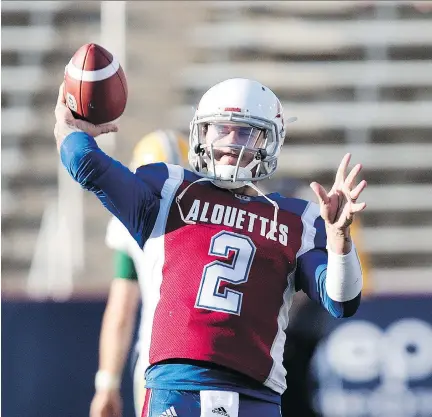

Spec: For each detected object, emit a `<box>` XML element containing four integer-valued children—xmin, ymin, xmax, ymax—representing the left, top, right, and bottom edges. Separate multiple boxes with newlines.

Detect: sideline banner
<box><xmin>311</xmin><ymin>296</ymin><xmax>432</xmax><ymax>417</ymax></box>
<box><xmin>3</xmin><ymin>297</ymin><xmax>431</xmax><ymax>417</ymax></box>
<box><xmin>2</xmin><ymin>300</ymin><xmax>136</xmax><ymax>417</ymax></box>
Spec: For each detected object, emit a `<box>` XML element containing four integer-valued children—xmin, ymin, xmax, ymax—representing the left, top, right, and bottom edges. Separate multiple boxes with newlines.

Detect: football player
<box><xmin>55</xmin><ymin>78</ymin><xmax>367</xmax><ymax>417</ymax></box>
<box><xmin>89</xmin><ymin>131</ymin><xmax>189</xmax><ymax>417</ymax></box>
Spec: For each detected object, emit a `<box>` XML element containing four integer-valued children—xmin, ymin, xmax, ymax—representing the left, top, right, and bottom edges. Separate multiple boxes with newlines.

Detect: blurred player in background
<box><xmin>90</xmin><ymin>130</ymin><xmax>189</xmax><ymax>417</ymax></box>
<box><xmin>55</xmin><ymin>78</ymin><xmax>367</xmax><ymax>417</ymax></box>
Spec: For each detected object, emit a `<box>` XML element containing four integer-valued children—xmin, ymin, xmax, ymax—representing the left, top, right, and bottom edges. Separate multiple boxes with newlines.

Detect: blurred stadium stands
<box><xmin>1</xmin><ymin>1</ymin><xmax>200</xmax><ymax>296</ymax></box>
<box><xmin>2</xmin><ymin>1</ymin><xmax>431</xmax><ymax>296</ymax></box>
<box><xmin>2</xmin><ymin>1</ymin><xmax>102</xmax><ymax>294</ymax></box>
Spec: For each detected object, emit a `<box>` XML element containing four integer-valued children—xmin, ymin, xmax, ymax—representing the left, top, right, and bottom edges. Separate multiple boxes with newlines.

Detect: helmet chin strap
<box><xmin>176</xmin><ymin>176</ymin><xmax>279</xmax><ymax>241</ymax></box>
<box><xmin>244</xmin><ymin>181</ymin><xmax>279</xmax><ymax>240</ymax></box>
<box><xmin>175</xmin><ymin>177</ymin><xmax>212</xmax><ymax>224</ymax></box>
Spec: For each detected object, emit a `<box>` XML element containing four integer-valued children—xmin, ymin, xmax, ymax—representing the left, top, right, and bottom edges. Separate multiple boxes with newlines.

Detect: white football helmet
<box><xmin>189</xmin><ymin>78</ymin><xmax>296</xmax><ymax>189</ymax></box>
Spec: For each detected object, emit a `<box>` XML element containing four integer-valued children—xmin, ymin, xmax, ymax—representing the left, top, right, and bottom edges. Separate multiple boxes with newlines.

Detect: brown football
<box><xmin>64</xmin><ymin>43</ymin><xmax>128</xmax><ymax>125</ymax></box>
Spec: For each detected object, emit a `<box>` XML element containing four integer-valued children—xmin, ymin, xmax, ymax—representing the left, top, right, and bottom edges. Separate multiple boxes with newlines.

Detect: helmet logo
<box><xmin>224</xmin><ymin>107</ymin><xmax>241</xmax><ymax>112</ymax></box>
<box><xmin>276</xmin><ymin>100</ymin><xmax>285</xmax><ymax>126</ymax></box>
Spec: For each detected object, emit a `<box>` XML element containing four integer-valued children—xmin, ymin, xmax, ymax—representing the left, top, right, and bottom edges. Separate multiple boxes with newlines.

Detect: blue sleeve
<box><xmin>60</xmin><ymin>132</ymin><xmax>166</xmax><ymax>248</ymax></box>
<box><xmin>295</xmin><ymin>216</ymin><xmax>361</xmax><ymax>318</ymax></box>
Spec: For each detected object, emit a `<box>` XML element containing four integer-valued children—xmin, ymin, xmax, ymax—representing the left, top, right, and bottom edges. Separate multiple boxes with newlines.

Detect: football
<box><xmin>63</xmin><ymin>43</ymin><xmax>128</xmax><ymax>125</ymax></box>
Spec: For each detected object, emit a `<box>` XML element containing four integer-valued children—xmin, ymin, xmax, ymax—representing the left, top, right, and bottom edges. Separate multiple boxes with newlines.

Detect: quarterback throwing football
<box><xmin>55</xmin><ymin>78</ymin><xmax>366</xmax><ymax>417</ymax></box>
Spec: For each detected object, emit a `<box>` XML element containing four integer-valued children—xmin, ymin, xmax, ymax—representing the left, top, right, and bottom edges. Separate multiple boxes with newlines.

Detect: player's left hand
<box><xmin>310</xmin><ymin>153</ymin><xmax>367</xmax><ymax>231</ymax></box>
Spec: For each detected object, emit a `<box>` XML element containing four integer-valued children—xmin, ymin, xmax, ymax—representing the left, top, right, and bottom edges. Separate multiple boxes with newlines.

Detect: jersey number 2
<box><xmin>195</xmin><ymin>231</ymin><xmax>256</xmax><ymax>315</ymax></box>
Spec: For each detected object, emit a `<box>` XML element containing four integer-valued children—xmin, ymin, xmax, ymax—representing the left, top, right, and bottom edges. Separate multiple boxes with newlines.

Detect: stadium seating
<box><xmin>178</xmin><ymin>61</ymin><xmax>432</xmax><ymax>91</ymax></box>
<box><xmin>1</xmin><ymin>1</ymin><xmax>102</xmax><ymax>289</ymax></box>
<box><xmin>1</xmin><ymin>1</ymin><xmax>204</xmax><ymax>294</ymax></box>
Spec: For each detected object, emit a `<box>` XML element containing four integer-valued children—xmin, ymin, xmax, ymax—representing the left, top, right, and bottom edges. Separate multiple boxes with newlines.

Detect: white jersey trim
<box><xmin>296</xmin><ymin>202</ymin><xmax>320</xmax><ymax>258</ymax></box>
<box><xmin>265</xmin><ymin>201</ymin><xmax>321</xmax><ymax>393</ymax></box>
<box><xmin>265</xmin><ymin>270</ymin><xmax>296</xmax><ymax>393</ymax></box>
<box><xmin>139</xmin><ymin>164</ymin><xmax>184</xmax><ymax>369</ymax></box>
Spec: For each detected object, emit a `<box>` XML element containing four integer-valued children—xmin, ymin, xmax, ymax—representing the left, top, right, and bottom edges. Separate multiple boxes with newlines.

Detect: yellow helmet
<box><xmin>130</xmin><ymin>130</ymin><xmax>189</xmax><ymax>171</ymax></box>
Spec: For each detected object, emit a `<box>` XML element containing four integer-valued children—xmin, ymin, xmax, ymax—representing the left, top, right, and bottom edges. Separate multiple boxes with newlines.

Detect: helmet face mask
<box><xmin>188</xmin><ymin>78</ymin><xmax>293</xmax><ymax>189</ymax></box>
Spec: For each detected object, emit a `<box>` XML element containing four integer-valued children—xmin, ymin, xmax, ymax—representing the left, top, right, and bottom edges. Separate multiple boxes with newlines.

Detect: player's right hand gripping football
<box><xmin>54</xmin><ymin>82</ymin><xmax>118</xmax><ymax>150</ymax></box>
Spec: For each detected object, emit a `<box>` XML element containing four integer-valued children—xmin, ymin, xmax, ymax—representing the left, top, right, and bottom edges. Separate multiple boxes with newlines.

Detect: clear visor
<box><xmin>199</xmin><ymin>123</ymin><xmax>266</xmax><ymax>151</ymax></box>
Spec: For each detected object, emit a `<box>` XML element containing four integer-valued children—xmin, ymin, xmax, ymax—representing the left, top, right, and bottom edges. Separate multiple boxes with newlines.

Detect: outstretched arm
<box><xmin>54</xmin><ymin>83</ymin><xmax>159</xmax><ymax>248</ymax></box>
<box><xmin>296</xmin><ymin>154</ymin><xmax>367</xmax><ymax>318</ymax></box>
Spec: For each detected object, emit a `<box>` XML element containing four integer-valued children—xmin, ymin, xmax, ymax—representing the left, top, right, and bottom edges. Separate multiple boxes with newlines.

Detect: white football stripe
<box><xmin>66</xmin><ymin>57</ymin><xmax>120</xmax><ymax>82</ymax></box>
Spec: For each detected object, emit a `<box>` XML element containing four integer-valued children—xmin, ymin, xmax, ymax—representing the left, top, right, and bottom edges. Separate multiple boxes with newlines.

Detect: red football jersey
<box><xmin>137</xmin><ymin>164</ymin><xmax>322</xmax><ymax>394</ymax></box>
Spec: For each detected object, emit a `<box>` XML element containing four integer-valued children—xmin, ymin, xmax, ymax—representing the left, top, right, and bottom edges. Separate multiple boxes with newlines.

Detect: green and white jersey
<box><xmin>105</xmin><ymin>215</ymin><xmax>149</xmax><ymax>280</ymax></box>
<box><xmin>106</xmin><ymin>215</ymin><xmax>139</xmax><ymax>280</ymax></box>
